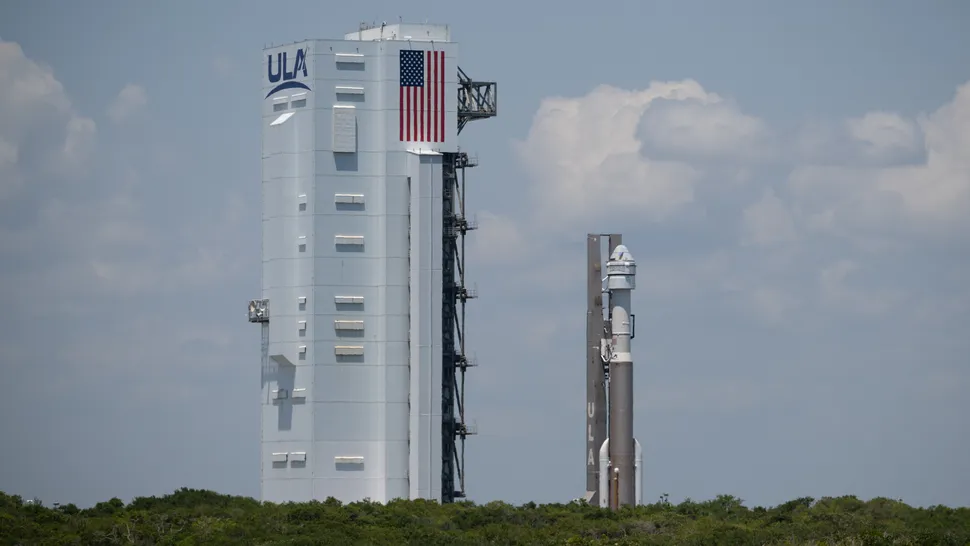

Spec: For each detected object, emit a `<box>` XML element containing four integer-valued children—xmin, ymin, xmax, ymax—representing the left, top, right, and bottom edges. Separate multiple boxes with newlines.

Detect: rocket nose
<box><xmin>609</xmin><ymin>244</ymin><xmax>633</xmax><ymax>262</ymax></box>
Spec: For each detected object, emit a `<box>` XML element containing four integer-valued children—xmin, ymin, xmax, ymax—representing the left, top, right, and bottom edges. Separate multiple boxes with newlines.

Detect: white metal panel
<box><xmin>312</xmin><ymin>150</ymin><xmax>385</xmax><ymax>176</ymax></box>
<box><xmin>314</xmin><ymin>48</ymin><xmax>373</xmax><ymax>82</ymax></box>
<box><xmin>290</xmin><ymin>92</ymin><xmax>308</xmax><ymax>109</ymax></box>
<box><xmin>313</xmin><ymin>402</ymin><xmax>384</xmax><ymax>441</ymax></box>
<box><xmin>270</xmin><ymin>112</ymin><xmax>294</xmax><ymax>126</ymax></box>
<box><xmin>267</xmin><ymin>318</ymin><xmax>317</xmax><ymax>348</ymax></box>
<box><xmin>385</xmin><ymin>403</ymin><xmax>409</xmax><ymax>442</ymax></box>
<box><xmin>313</xmin><ymin>211</ymin><xmax>379</xmax><ymax>254</ymax></box>
<box><xmin>264</xmin><ymin>105</ymin><xmax>315</xmax><ymax>154</ymax></box>
<box><xmin>313</xmin><ymin>286</ymin><xmax>377</xmax><ymax>309</ymax></box>
<box><xmin>263</xmin><ymin>151</ymin><xmax>315</xmax><ymax>181</ymax></box>
<box><xmin>333</xmin><ymin>85</ymin><xmax>364</xmax><ymax>96</ymax></box>
<box><xmin>316</xmin><ymin>108</ymin><xmax>404</xmax><ymax>154</ymax></box>
<box><xmin>385</xmin><ymin>220</ymin><xmax>410</xmax><ymax>257</ymax></box>
<box><xmin>382</xmin><ymin>342</ymin><xmax>411</xmax><ymax>365</ymax></box>
<box><xmin>383</xmin><ymin>285</ymin><xmax>409</xmax><ymax>317</ymax></box>
<box><xmin>311</xmin><ymin>257</ymin><xmax>380</xmax><ymax>287</ymax></box>
<box><xmin>310</xmin><ymin>441</ymin><xmax>379</xmax><ymax>477</ymax></box>
<box><xmin>332</xmin><ymin>106</ymin><xmax>357</xmax><ymax>153</ymax></box>
<box><xmin>334</xmin><ymin>235</ymin><xmax>364</xmax><ymax>246</ymax></box>
<box><xmin>334</xmin><ymin>456</ymin><xmax>364</xmax><ymax>464</ymax></box>
<box><xmin>385</xmin><ymin>257</ymin><xmax>409</xmax><ymax>287</ymax></box>
<box><xmin>333</xmin><ymin>319</ymin><xmax>364</xmax><ymax>331</ymax></box>
<box><xmin>313</xmin><ymin>366</ymin><xmax>387</xmax><ymax>402</ymax></box>
<box><xmin>272</xmin><ymin>95</ymin><xmax>289</xmax><ymax>112</ymax></box>
<box><xmin>261</xmin><ymin>257</ymin><xmax>310</xmax><ymax>289</ymax></box>
<box><xmin>263</xmin><ymin>218</ymin><xmax>313</xmax><ymax>261</ymax></box>
<box><xmin>310</xmin><ymin>342</ymin><xmax>407</xmax><ymax>365</ymax></box>
<box><xmin>333</xmin><ymin>345</ymin><xmax>364</xmax><ymax>356</ymax></box>
<box><xmin>333</xmin><ymin>52</ymin><xmax>364</xmax><ymax>63</ymax></box>
<box><xmin>407</xmin><ymin>151</ymin><xmax>445</xmax><ymax>500</ymax></box>
<box><xmin>261</xmin><ymin>402</ymin><xmax>313</xmax><ymax>442</ymax></box>
<box><xmin>385</xmin><ymin>442</ymin><xmax>411</xmax><ymax>481</ymax></box>
<box><xmin>316</xmin><ymin>176</ymin><xmax>385</xmax><ymax>211</ymax></box>
<box><xmin>383</xmin><ymin>314</ymin><xmax>410</xmax><ymax>344</ymax></box>
<box><xmin>262</xmin><ymin>178</ymin><xmax>307</xmax><ymax>220</ymax></box>
<box><xmin>334</xmin><ymin>193</ymin><xmax>365</xmax><ymax>205</ymax></box>
<box><xmin>383</xmin><ymin>364</ymin><xmax>410</xmax><ymax>404</ymax></box>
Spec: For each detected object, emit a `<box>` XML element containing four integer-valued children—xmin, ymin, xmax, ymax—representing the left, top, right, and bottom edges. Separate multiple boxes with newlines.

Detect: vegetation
<box><xmin>1</xmin><ymin>489</ymin><xmax>968</xmax><ymax>545</ymax></box>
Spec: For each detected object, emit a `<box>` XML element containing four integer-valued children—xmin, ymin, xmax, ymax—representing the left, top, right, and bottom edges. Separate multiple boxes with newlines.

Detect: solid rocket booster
<box><xmin>606</xmin><ymin>244</ymin><xmax>636</xmax><ymax>508</ymax></box>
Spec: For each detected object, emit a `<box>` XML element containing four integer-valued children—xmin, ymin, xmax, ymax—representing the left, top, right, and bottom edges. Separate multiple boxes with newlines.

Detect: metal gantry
<box><xmin>457</xmin><ymin>67</ymin><xmax>497</xmax><ymax>135</ymax></box>
<box><xmin>440</xmin><ymin>67</ymin><xmax>496</xmax><ymax>504</ymax></box>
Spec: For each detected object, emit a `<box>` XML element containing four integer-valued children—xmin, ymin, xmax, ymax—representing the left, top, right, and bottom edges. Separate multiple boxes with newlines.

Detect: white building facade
<box><xmin>256</xmin><ymin>24</ymin><xmax>459</xmax><ymax>503</ymax></box>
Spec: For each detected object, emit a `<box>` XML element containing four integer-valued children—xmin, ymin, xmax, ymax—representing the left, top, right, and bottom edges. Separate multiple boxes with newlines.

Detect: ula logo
<box><xmin>266</xmin><ymin>48</ymin><xmax>310</xmax><ymax>99</ymax></box>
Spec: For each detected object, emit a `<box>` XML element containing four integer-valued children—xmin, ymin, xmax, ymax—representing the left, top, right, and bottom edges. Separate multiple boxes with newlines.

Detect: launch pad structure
<box><xmin>249</xmin><ymin>22</ymin><xmax>497</xmax><ymax>506</ymax></box>
<box><xmin>585</xmin><ymin>234</ymin><xmax>643</xmax><ymax>509</ymax></box>
<box><xmin>443</xmin><ymin>70</ymin><xmax>499</xmax><ymax>501</ymax></box>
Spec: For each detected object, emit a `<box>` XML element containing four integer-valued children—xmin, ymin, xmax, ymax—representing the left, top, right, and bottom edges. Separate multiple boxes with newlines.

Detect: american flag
<box><xmin>400</xmin><ymin>48</ymin><xmax>445</xmax><ymax>143</ymax></box>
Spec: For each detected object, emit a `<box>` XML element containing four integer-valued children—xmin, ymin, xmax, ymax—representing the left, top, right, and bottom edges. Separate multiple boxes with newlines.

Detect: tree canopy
<box><xmin>2</xmin><ymin>489</ymin><xmax>968</xmax><ymax>545</ymax></box>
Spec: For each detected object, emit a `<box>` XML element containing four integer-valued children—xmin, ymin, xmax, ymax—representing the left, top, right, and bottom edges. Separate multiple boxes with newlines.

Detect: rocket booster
<box><xmin>601</xmin><ymin>244</ymin><xmax>641</xmax><ymax>509</ymax></box>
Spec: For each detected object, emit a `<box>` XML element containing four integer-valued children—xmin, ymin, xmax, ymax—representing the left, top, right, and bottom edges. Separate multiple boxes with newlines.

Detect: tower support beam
<box><xmin>440</xmin><ymin>66</ymin><xmax>495</xmax><ymax>504</ymax></box>
<box><xmin>585</xmin><ymin>235</ymin><xmax>606</xmax><ymax>504</ymax></box>
<box><xmin>441</xmin><ymin>153</ymin><xmax>459</xmax><ymax>504</ymax></box>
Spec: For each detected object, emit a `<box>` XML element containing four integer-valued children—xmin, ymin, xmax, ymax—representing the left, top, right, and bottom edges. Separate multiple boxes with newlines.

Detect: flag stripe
<box><xmin>433</xmin><ymin>51</ymin><xmax>438</xmax><ymax>143</ymax></box>
<box><xmin>414</xmin><ymin>74</ymin><xmax>424</xmax><ymax>140</ymax></box>
<box><xmin>439</xmin><ymin>51</ymin><xmax>444</xmax><ymax>142</ymax></box>
<box><xmin>421</xmin><ymin>51</ymin><xmax>431</xmax><ymax>140</ymax></box>
<box><xmin>428</xmin><ymin>51</ymin><xmax>438</xmax><ymax>142</ymax></box>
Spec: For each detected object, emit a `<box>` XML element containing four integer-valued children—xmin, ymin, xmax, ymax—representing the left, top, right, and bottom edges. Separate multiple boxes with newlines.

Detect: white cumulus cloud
<box><xmin>790</xmin><ymin>81</ymin><xmax>970</xmax><ymax>238</ymax></box>
<box><xmin>513</xmin><ymin>81</ymin><xmax>724</xmax><ymax>231</ymax></box>
<box><xmin>638</xmin><ymin>97</ymin><xmax>773</xmax><ymax>163</ymax></box>
<box><xmin>846</xmin><ymin>111</ymin><xmax>920</xmax><ymax>161</ymax></box>
<box><xmin>740</xmin><ymin>188</ymin><xmax>797</xmax><ymax>246</ymax></box>
<box><xmin>107</xmin><ymin>83</ymin><xmax>148</xmax><ymax>123</ymax></box>
<box><xmin>0</xmin><ymin>40</ymin><xmax>97</xmax><ymax>196</ymax></box>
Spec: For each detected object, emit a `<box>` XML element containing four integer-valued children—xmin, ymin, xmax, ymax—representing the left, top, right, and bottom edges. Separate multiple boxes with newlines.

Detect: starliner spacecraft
<box><xmin>585</xmin><ymin>234</ymin><xmax>643</xmax><ymax>509</ymax></box>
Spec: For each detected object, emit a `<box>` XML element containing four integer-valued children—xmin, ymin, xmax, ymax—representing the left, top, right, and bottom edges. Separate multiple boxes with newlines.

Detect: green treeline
<box><xmin>2</xmin><ymin>488</ymin><xmax>968</xmax><ymax>545</ymax></box>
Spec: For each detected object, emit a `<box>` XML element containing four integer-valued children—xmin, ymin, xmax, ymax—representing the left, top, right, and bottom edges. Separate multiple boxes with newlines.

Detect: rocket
<box><xmin>585</xmin><ymin>236</ymin><xmax>642</xmax><ymax>509</ymax></box>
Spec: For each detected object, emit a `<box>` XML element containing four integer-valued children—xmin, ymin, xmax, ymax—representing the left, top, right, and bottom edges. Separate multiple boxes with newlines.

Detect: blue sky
<box><xmin>1</xmin><ymin>0</ymin><xmax>968</xmax><ymax>509</ymax></box>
